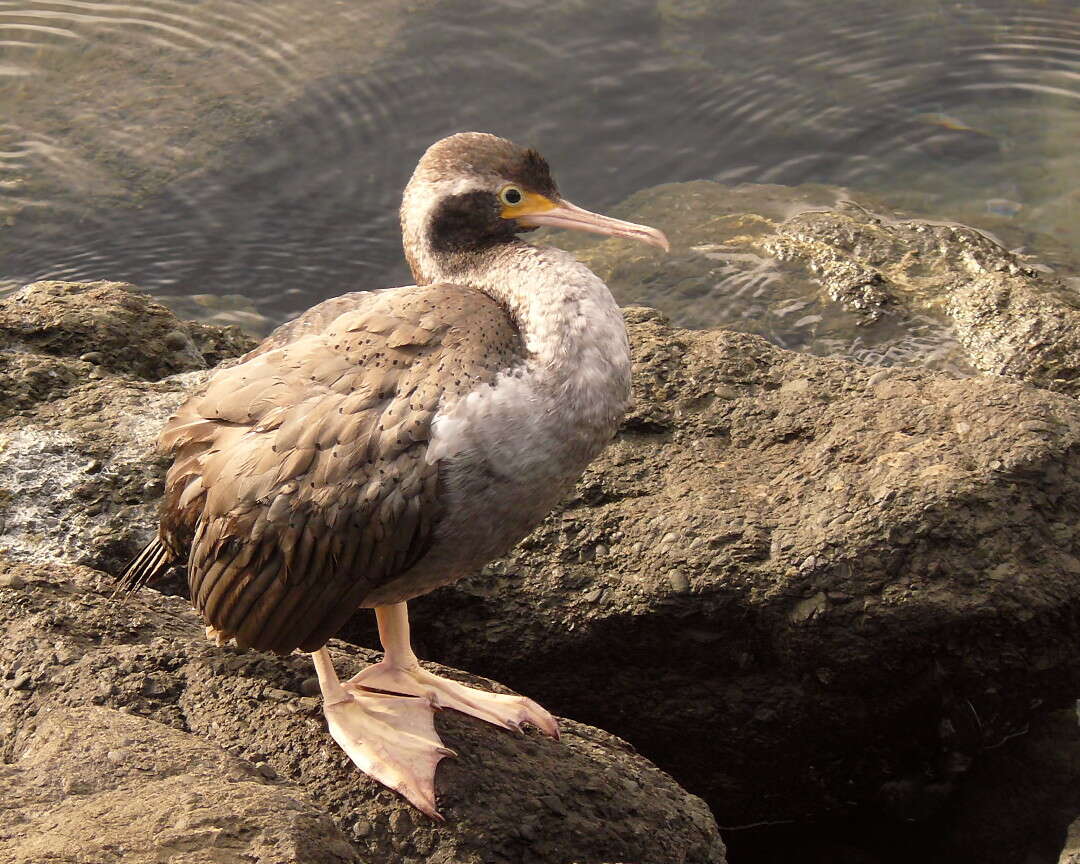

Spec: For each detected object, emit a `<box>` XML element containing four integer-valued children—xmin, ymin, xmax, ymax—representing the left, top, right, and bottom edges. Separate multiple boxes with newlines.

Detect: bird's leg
<box><xmin>312</xmin><ymin>646</ymin><xmax>453</xmax><ymax>819</ymax></box>
<box><xmin>349</xmin><ymin>602</ymin><xmax>559</xmax><ymax>739</ymax></box>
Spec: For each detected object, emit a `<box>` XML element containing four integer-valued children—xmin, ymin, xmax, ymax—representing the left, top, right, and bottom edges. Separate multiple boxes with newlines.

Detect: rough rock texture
<box><xmin>549</xmin><ymin>181</ymin><xmax>1080</xmax><ymax>388</ymax></box>
<box><xmin>343</xmin><ymin>306</ymin><xmax>1080</xmax><ymax>826</ymax></box>
<box><xmin>1063</xmin><ymin>817</ymin><xmax>1080</xmax><ymax>864</ymax></box>
<box><xmin>0</xmin><ymin>280</ymin><xmax>255</xmax><ymax>380</ymax></box>
<box><xmin>766</xmin><ymin>206</ymin><xmax>1080</xmax><ymax>398</ymax></box>
<box><xmin>7</xmin><ymin>279</ymin><xmax>1080</xmax><ymax>851</ymax></box>
<box><xmin>0</xmin><ymin>281</ymin><xmax>256</xmax><ymax>573</ymax></box>
<box><xmin>0</xmin><ymin>562</ymin><xmax>725</xmax><ymax>864</ymax></box>
<box><xmin>2</xmin><ymin>705</ymin><xmax>358</xmax><ymax>864</ymax></box>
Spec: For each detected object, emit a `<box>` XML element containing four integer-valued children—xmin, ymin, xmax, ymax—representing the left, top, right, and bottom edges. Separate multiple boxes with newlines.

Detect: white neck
<box><xmin>434</xmin><ymin>240</ymin><xmax>632</xmax><ymax>434</ymax></box>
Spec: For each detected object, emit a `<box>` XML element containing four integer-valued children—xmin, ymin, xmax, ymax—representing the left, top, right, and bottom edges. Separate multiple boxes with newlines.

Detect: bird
<box><xmin>118</xmin><ymin>131</ymin><xmax>669</xmax><ymax>818</ymax></box>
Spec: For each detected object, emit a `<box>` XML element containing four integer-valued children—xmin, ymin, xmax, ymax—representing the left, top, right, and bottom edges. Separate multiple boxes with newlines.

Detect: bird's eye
<box><xmin>500</xmin><ymin>186</ymin><xmax>524</xmax><ymax>206</ymax></box>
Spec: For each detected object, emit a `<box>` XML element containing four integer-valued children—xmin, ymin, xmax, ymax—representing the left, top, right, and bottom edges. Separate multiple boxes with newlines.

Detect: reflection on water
<box><xmin>1</xmin><ymin>0</ymin><xmax>1079</xmax><ymax>364</ymax></box>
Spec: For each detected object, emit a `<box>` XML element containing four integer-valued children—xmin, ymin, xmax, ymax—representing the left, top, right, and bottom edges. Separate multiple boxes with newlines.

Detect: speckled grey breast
<box><xmin>158</xmin><ymin>283</ymin><xmax>523</xmax><ymax>654</ymax></box>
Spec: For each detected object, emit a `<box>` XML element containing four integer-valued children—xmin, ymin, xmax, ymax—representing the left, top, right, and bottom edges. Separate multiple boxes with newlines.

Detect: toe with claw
<box><xmin>350</xmin><ymin>660</ymin><xmax>560</xmax><ymax>740</ymax></box>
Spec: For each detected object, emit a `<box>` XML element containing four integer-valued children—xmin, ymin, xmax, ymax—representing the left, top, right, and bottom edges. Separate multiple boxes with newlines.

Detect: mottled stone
<box><xmin>0</xmin><ymin>704</ymin><xmax>359</xmax><ymax>864</ymax></box>
<box><xmin>0</xmin><ymin>563</ymin><xmax>725</xmax><ymax>864</ymax></box>
<box><xmin>0</xmin><ymin>280</ymin><xmax>254</xmax><ymax>382</ymax></box>
<box><xmin>0</xmin><ymin>281</ymin><xmax>255</xmax><ymax>573</ymax></box>
<box><xmin>1063</xmin><ymin>819</ymin><xmax>1080</xmax><ymax>864</ymax></box>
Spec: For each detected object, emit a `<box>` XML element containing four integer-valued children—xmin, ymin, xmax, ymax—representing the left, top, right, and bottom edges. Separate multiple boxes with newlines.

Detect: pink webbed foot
<box><xmin>324</xmin><ymin>686</ymin><xmax>454</xmax><ymax>819</ymax></box>
<box><xmin>349</xmin><ymin>660</ymin><xmax>560</xmax><ymax>739</ymax></box>
<box><xmin>312</xmin><ymin>648</ymin><xmax>452</xmax><ymax>819</ymax></box>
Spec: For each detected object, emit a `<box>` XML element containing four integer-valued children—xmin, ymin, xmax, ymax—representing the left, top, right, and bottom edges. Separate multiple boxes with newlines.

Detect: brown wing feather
<box><xmin>157</xmin><ymin>284</ymin><xmax>521</xmax><ymax>653</ymax></box>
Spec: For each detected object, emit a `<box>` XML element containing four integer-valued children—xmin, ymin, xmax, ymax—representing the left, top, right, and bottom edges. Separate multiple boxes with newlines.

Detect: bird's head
<box><xmin>400</xmin><ymin>132</ymin><xmax>668</xmax><ymax>285</ymax></box>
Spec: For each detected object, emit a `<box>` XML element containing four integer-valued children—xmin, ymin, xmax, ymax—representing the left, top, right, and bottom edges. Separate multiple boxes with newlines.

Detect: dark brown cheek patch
<box><xmin>428</xmin><ymin>191</ymin><xmax>513</xmax><ymax>255</ymax></box>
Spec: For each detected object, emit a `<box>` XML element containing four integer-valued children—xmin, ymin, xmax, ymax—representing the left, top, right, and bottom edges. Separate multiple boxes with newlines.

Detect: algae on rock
<box><xmin>0</xmin><ymin>281</ymin><xmax>256</xmax><ymax>573</ymax></box>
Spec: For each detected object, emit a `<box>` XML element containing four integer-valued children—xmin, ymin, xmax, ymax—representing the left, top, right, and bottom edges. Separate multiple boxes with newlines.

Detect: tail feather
<box><xmin>114</xmin><ymin>537</ymin><xmax>174</xmax><ymax>597</ymax></box>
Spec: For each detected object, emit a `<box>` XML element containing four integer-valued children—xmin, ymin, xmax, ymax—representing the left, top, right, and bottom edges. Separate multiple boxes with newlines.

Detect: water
<box><xmin>1</xmin><ymin>0</ymin><xmax>1079</xmax><ymax>359</ymax></box>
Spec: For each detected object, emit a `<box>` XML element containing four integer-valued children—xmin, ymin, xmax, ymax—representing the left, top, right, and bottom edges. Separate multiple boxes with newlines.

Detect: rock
<box><xmin>8</xmin><ymin>277</ymin><xmax>1080</xmax><ymax>845</ymax></box>
<box><xmin>0</xmin><ymin>281</ymin><xmax>255</xmax><ymax>574</ymax></box>
<box><xmin>0</xmin><ymin>705</ymin><xmax>359</xmax><ymax>864</ymax></box>
<box><xmin>543</xmin><ymin>182</ymin><xmax>971</xmax><ymax>371</ymax></box>
<box><xmin>766</xmin><ymin>205</ymin><xmax>1080</xmax><ymax>399</ymax></box>
<box><xmin>0</xmin><ymin>0</ymin><xmax>434</xmax><ymax>225</ymax></box>
<box><xmin>0</xmin><ymin>368</ymin><xmax>195</xmax><ymax>573</ymax></box>
<box><xmin>345</xmin><ymin>307</ymin><xmax>1080</xmax><ymax>825</ymax></box>
<box><xmin>0</xmin><ymin>280</ymin><xmax>256</xmax><ymax>382</ymax></box>
<box><xmin>0</xmin><ymin>562</ymin><xmax>726</xmax><ymax>864</ymax></box>
<box><xmin>547</xmin><ymin>181</ymin><xmax>1080</xmax><ymax>391</ymax></box>
<box><xmin>1063</xmin><ymin>819</ymin><xmax>1080</xmax><ymax>864</ymax></box>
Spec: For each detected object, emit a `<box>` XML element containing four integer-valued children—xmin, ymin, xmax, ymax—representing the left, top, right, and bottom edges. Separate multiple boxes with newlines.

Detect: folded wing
<box><xmin>158</xmin><ymin>284</ymin><xmax>522</xmax><ymax>654</ymax></box>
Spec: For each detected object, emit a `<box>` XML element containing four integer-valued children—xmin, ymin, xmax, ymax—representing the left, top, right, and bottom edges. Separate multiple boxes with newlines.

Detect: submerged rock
<box><xmin>548</xmin><ymin>181</ymin><xmax>1080</xmax><ymax>391</ymax></box>
<box><xmin>0</xmin><ymin>0</ymin><xmax>435</xmax><ymax>225</ymax></box>
<box><xmin>544</xmin><ymin>182</ymin><xmax>971</xmax><ymax>371</ymax></box>
<box><xmin>0</xmin><ymin>563</ymin><xmax>725</xmax><ymax>864</ymax></box>
<box><xmin>766</xmin><ymin>205</ymin><xmax>1080</xmax><ymax>398</ymax></box>
<box><xmin>354</xmin><ymin>306</ymin><xmax>1080</xmax><ymax>826</ymax></box>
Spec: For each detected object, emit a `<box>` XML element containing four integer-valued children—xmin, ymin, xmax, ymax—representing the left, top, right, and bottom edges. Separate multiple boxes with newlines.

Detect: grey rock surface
<box><xmin>0</xmin><ymin>562</ymin><xmax>726</xmax><ymax>864</ymax></box>
<box><xmin>345</xmin><ymin>306</ymin><xmax>1080</xmax><ymax>824</ymax></box>
<box><xmin>0</xmin><ymin>281</ymin><xmax>255</xmax><ymax>573</ymax></box>
<box><xmin>1063</xmin><ymin>818</ymin><xmax>1080</xmax><ymax>864</ymax></box>
<box><xmin>548</xmin><ymin>181</ymin><xmax>1080</xmax><ymax>389</ymax></box>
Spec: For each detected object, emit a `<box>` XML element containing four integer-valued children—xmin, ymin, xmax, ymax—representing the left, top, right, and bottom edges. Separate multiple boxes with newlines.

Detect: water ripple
<box><xmin>1</xmin><ymin>0</ymin><xmax>1079</xmax><ymax>364</ymax></box>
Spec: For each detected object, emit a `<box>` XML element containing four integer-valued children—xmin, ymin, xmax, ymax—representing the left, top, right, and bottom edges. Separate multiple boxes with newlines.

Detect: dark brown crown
<box><xmin>418</xmin><ymin>132</ymin><xmax>558</xmax><ymax>197</ymax></box>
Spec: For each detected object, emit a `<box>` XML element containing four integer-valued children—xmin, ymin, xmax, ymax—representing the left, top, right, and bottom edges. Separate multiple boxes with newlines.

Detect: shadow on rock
<box><xmin>346</xmin><ymin>307</ymin><xmax>1080</xmax><ymax>834</ymax></box>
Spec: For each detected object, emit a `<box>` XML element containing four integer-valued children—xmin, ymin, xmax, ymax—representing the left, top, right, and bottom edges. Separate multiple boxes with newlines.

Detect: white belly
<box><xmin>358</xmin><ymin>364</ymin><xmax>623</xmax><ymax>606</ymax></box>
